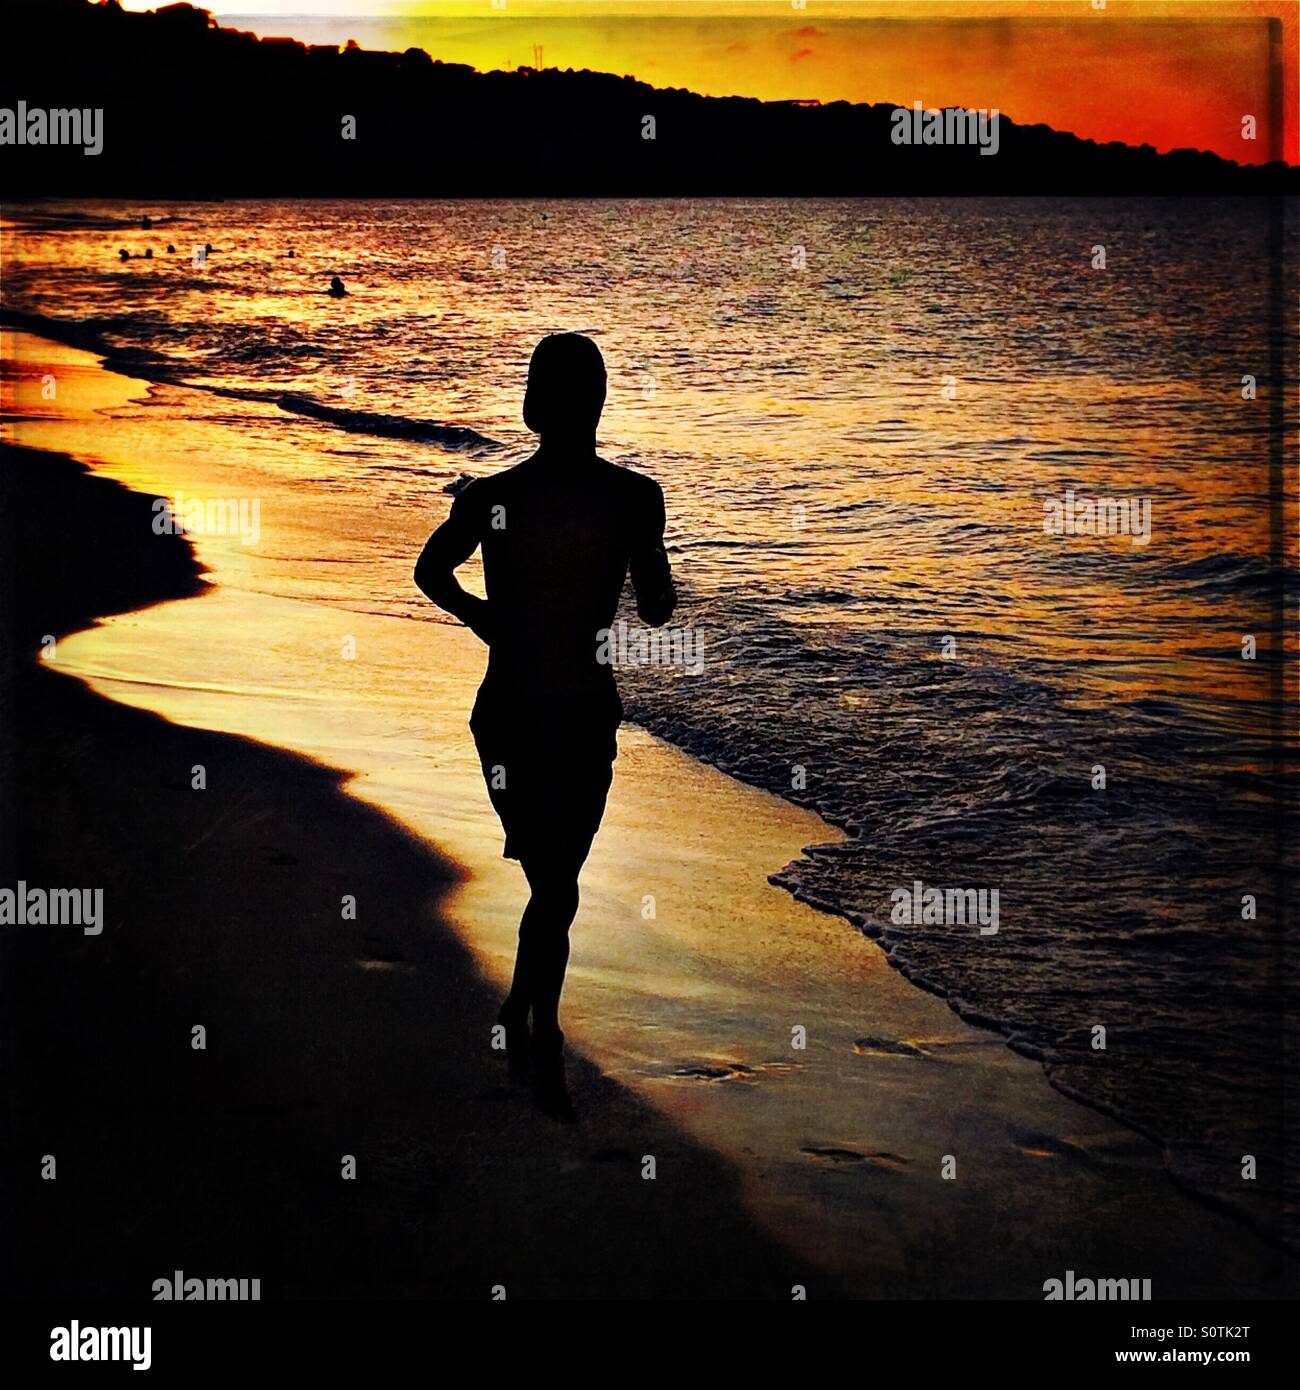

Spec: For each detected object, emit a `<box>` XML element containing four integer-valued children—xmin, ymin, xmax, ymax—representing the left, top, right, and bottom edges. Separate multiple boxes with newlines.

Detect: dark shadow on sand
<box><xmin>0</xmin><ymin>445</ymin><xmax>817</xmax><ymax>1298</ymax></box>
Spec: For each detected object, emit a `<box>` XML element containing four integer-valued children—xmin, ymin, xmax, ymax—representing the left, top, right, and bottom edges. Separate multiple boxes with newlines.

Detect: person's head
<box><xmin>523</xmin><ymin>333</ymin><xmax>606</xmax><ymax>443</ymax></box>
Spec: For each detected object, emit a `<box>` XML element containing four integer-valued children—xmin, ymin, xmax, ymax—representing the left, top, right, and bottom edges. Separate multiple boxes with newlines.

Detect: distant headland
<box><xmin>2</xmin><ymin>0</ymin><xmax>1295</xmax><ymax>195</ymax></box>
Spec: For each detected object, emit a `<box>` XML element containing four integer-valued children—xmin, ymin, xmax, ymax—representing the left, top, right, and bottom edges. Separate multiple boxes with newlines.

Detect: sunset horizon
<box><xmin>104</xmin><ymin>0</ymin><xmax>1300</xmax><ymax>165</ymax></box>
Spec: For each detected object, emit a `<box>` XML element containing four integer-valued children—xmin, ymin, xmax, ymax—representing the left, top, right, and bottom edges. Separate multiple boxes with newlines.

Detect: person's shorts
<box><xmin>469</xmin><ymin>685</ymin><xmax>621</xmax><ymax>869</ymax></box>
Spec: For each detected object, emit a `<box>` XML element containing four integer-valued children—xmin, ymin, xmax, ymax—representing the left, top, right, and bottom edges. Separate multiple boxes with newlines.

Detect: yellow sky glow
<box><xmin>111</xmin><ymin>2</ymin><xmax>1295</xmax><ymax>163</ymax></box>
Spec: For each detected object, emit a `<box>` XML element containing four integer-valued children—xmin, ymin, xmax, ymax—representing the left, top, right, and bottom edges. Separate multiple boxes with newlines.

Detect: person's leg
<box><xmin>514</xmin><ymin>856</ymin><xmax>581</xmax><ymax>1038</ymax></box>
<box><xmin>501</xmin><ymin>745</ymin><xmax>609</xmax><ymax>1031</ymax></box>
<box><xmin>498</xmin><ymin>921</ymin><xmax>535</xmax><ymax>1026</ymax></box>
<box><xmin>511</xmin><ymin>852</ymin><xmax>585</xmax><ymax>1120</ymax></box>
<box><xmin>496</xmin><ymin>726</ymin><xmax>615</xmax><ymax>1117</ymax></box>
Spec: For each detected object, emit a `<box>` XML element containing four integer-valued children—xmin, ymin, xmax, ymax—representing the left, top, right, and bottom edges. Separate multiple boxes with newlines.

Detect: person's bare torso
<box><xmin>459</xmin><ymin>453</ymin><xmax>665</xmax><ymax>701</ymax></box>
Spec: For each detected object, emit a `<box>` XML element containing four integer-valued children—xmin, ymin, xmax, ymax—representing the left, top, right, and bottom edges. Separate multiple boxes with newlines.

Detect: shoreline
<box><xmin>3</xmin><ymin>329</ymin><xmax>1295</xmax><ymax>1297</ymax></box>
<box><xmin>0</xmin><ymin>442</ymin><xmax>818</xmax><ymax>1300</ymax></box>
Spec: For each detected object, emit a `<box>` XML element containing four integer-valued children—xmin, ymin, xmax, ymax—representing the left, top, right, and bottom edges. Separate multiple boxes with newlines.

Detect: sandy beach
<box><xmin>2</xmin><ymin>329</ymin><xmax>1294</xmax><ymax>1299</ymax></box>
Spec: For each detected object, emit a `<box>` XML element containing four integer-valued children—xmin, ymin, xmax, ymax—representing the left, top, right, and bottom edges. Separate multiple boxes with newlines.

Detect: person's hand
<box><xmin>463</xmin><ymin>595</ymin><xmax>495</xmax><ymax>646</ymax></box>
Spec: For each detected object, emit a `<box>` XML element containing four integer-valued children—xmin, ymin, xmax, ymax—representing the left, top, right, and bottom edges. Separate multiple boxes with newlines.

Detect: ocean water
<box><xmin>3</xmin><ymin>197</ymin><xmax>1296</xmax><ymax>1244</ymax></box>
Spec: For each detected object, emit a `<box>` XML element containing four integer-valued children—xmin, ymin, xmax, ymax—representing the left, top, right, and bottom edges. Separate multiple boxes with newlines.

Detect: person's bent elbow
<box><xmin>414</xmin><ymin>554</ymin><xmax>445</xmax><ymax>604</ymax></box>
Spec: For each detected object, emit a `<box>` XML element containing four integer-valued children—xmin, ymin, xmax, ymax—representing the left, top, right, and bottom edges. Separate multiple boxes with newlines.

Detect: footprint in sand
<box><xmin>358</xmin><ymin>936</ymin><xmax>407</xmax><ymax>966</ymax></box>
<box><xmin>1011</xmin><ymin>1131</ymin><xmax>1072</xmax><ymax>1159</ymax></box>
<box><xmin>802</xmin><ymin>1145</ymin><xmax>865</xmax><ymax>1163</ymax></box>
<box><xmin>671</xmin><ymin>1062</ymin><xmax>755</xmax><ymax>1082</ymax></box>
<box><xmin>357</xmin><ymin>950</ymin><xmax>407</xmax><ymax>971</ymax></box>
<box><xmin>1009</xmin><ymin>1128</ymin><xmax>1157</xmax><ymax>1170</ymax></box>
<box><xmin>852</xmin><ymin>1035</ymin><xmax>928</xmax><ymax>1058</ymax></box>
<box><xmin>801</xmin><ymin>1146</ymin><xmax>910</xmax><ymax>1171</ymax></box>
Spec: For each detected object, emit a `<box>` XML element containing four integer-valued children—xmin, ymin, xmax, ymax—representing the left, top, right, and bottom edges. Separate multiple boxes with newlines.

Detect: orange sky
<box><xmin>125</xmin><ymin>2</ymin><xmax>1296</xmax><ymax>163</ymax></box>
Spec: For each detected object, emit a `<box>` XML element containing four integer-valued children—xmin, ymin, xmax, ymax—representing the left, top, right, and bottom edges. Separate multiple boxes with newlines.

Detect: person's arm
<box><xmin>629</xmin><ymin>479</ymin><xmax>676</xmax><ymax>627</ymax></box>
<box><xmin>414</xmin><ymin>490</ymin><xmax>494</xmax><ymax>644</ymax></box>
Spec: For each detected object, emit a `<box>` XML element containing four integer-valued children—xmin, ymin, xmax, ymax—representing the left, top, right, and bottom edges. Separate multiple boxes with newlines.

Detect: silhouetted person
<box><xmin>327</xmin><ymin>274</ymin><xmax>347</xmax><ymax>298</ymax></box>
<box><xmin>143</xmin><ymin>247</ymin><xmax>153</xmax><ymax>259</ymax></box>
<box><xmin>287</xmin><ymin>247</ymin><xmax>295</xmax><ymax>258</ymax></box>
<box><xmin>415</xmin><ymin>333</ymin><xmax>674</xmax><ymax>1120</ymax></box>
<box><xmin>141</xmin><ymin>214</ymin><xmax>152</xmax><ymax>229</ymax></box>
<box><xmin>166</xmin><ymin>243</ymin><xmax>176</xmax><ymax>254</ymax></box>
<box><xmin>117</xmin><ymin>248</ymin><xmax>129</xmax><ymax>261</ymax></box>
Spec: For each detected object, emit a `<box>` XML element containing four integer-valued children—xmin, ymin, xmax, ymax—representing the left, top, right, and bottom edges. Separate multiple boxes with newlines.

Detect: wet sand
<box><xmin>2</xmin><ymin>331</ymin><xmax>1294</xmax><ymax>1298</ymax></box>
<box><xmin>0</xmin><ymin>442</ymin><xmax>820</xmax><ymax>1299</ymax></box>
